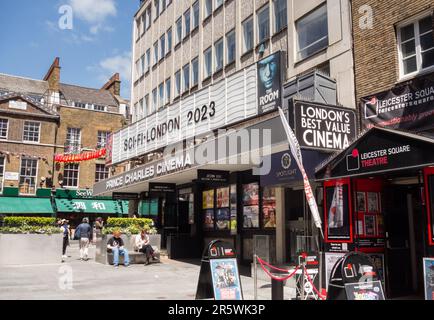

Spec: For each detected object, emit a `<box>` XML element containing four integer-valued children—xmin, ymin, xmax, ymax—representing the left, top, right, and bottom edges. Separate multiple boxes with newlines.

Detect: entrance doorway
<box><xmin>383</xmin><ymin>183</ymin><xmax>425</xmax><ymax>299</ymax></box>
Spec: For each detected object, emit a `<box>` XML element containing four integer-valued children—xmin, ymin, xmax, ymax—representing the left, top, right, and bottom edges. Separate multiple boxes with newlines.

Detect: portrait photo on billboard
<box><xmin>257</xmin><ymin>51</ymin><xmax>282</xmax><ymax>114</ymax></box>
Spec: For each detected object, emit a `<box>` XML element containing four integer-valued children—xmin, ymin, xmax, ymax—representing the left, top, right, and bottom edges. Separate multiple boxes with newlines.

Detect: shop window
<box><xmin>398</xmin><ymin>14</ymin><xmax>434</xmax><ymax>78</ymax></box>
<box><xmin>0</xmin><ymin>156</ymin><xmax>4</xmax><ymax>193</ymax></box>
<box><xmin>296</xmin><ymin>4</ymin><xmax>328</xmax><ymax>61</ymax></box>
<box><xmin>325</xmin><ymin>183</ymin><xmax>351</xmax><ymax>240</ymax></box>
<box><xmin>19</xmin><ymin>158</ymin><xmax>37</xmax><ymax>195</ymax></box>
<box><xmin>355</xmin><ymin>191</ymin><xmax>384</xmax><ymax>238</ymax></box>
<box><xmin>242</xmin><ymin>183</ymin><xmax>259</xmax><ymax>229</ymax></box>
<box><xmin>263</xmin><ymin>187</ymin><xmax>276</xmax><ymax>228</ymax></box>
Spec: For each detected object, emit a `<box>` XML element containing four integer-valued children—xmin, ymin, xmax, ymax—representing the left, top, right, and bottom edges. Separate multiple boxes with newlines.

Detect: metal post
<box><xmin>301</xmin><ymin>262</ymin><xmax>306</xmax><ymax>300</ymax></box>
<box><xmin>254</xmin><ymin>254</ymin><xmax>258</xmax><ymax>300</ymax></box>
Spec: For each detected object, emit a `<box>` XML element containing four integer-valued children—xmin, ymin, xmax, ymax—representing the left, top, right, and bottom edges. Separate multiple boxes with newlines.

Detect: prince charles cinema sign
<box><xmin>361</xmin><ymin>72</ymin><xmax>434</xmax><ymax>132</ymax></box>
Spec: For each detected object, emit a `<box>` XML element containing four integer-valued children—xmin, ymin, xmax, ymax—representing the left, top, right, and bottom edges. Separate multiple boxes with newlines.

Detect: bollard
<box><xmin>254</xmin><ymin>255</ymin><xmax>258</xmax><ymax>300</ymax></box>
<box><xmin>271</xmin><ymin>277</ymin><xmax>284</xmax><ymax>300</ymax></box>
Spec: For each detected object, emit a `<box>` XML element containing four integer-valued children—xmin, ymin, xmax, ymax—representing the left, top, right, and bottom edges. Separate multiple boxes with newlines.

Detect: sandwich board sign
<box><xmin>195</xmin><ymin>240</ymin><xmax>243</xmax><ymax>300</ymax></box>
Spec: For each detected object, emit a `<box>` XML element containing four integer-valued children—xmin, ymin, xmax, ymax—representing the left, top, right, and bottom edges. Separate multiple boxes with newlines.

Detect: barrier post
<box><xmin>300</xmin><ymin>261</ymin><xmax>306</xmax><ymax>300</ymax></box>
<box><xmin>271</xmin><ymin>277</ymin><xmax>284</xmax><ymax>300</ymax></box>
<box><xmin>254</xmin><ymin>254</ymin><xmax>258</xmax><ymax>300</ymax></box>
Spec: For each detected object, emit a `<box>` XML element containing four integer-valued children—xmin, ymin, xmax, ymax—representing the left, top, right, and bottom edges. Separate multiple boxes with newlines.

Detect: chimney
<box><xmin>43</xmin><ymin>57</ymin><xmax>61</xmax><ymax>92</ymax></box>
<box><xmin>102</xmin><ymin>73</ymin><xmax>121</xmax><ymax>96</ymax></box>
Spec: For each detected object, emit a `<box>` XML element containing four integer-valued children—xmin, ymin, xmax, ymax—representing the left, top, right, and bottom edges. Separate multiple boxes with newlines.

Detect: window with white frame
<box><xmin>160</xmin><ymin>34</ymin><xmax>166</xmax><ymax>58</ymax></box>
<box><xmin>97</xmin><ymin>131</ymin><xmax>110</xmax><ymax>148</ymax></box>
<box><xmin>296</xmin><ymin>4</ymin><xmax>328</xmax><ymax>61</ymax></box>
<box><xmin>145</xmin><ymin>95</ymin><xmax>150</xmax><ymax>116</ymax></box>
<box><xmin>141</xmin><ymin>55</ymin><xmax>145</xmax><ymax>75</ymax></box>
<box><xmin>63</xmin><ymin>163</ymin><xmax>79</xmax><ymax>188</ymax></box>
<box><xmin>192</xmin><ymin>1</ymin><xmax>200</xmax><ymax>29</ymax></box>
<box><xmin>0</xmin><ymin>156</ymin><xmax>4</xmax><ymax>193</ymax></box>
<box><xmin>146</xmin><ymin>49</ymin><xmax>151</xmax><ymax>72</ymax></box>
<box><xmin>153</xmin><ymin>41</ymin><xmax>159</xmax><ymax>64</ymax></box>
<box><xmin>205</xmin><ymin>0</ymin><xmax>212</xmax><ymax>19</ymax></box>
<box><xmin>95</xmin><ymin>164</ymin><xmax>109</xmax><ymax>182</ymax></box>
<box><xmin>19</xmin><ymin>158</ymin><xmax>37</xmax><ymax>195</ymax></box>
<box><xmin>152</xmin><ymin>88</ymin><xmax>158</xmax><ymax>110</ymax></box>
<box><xmin>93</xmin><ymin>105</ymin><xmax>106</xmax><ymax>112</ymax></box>
<box><xmin>134</xmin><ymin>102</ymin><xmax>139</xmax><ymax>121</ymax></box>
<box><xmin>146</xmin><ymin>6</ymin><xmax>152</xmax><ymax>30</ymax></box>
<box><xmin>0</xmin><ymin>119</ymin><xmax>8</xmax><ymax>139</ymax></box>
<box><xmin>66</xmin><ymin>127</ymin><xmax>81</xmax><ymax>153</ymax></box>
<box><xmin>165</xmin><ymin>78</ymin><xmax>171</xmax><ymax>104</ymax></box>
<box><xmin>23</xmin><ymin>121</ymin><xmax>40</xmax><ymax>142</ymax></box>
<box><xmin>184</xmin><ymin>9</ymin><xmax>191</xmax><ymax>38</ymax></box>
<box><xmin>183</xmin><ymin>63</ymin><xmax>190</xmax><ymax>92</ymax></box>
<box><xmin>243</xmin><ymin>17</ymin><xmax>254</xmax><ymax>53</ymax></box>
<box><xmin>141</xmin><ymin>13</ymin><xmax>146</xmax><ymax>35</ymax></box>
<box><xmin>154</xmin><ymin>0</ymin><xmax>160</xmax><ymax>17</ymax></box>
<box><xmin>215</xmin><ymin>38</ymin><xmax>224</xmax><ymax>72</ymax></box>
<box><xmin>192</xmin><ymin>57</ymin><xmax>199</xmax><ymax>86</ymax></box>
<box><xmin>159</xmin><ymin>83</ymin><xmax>164</xmax><ymax>108</ymax></box>
<box><xmin>136</xmin><ymin>18</ymin><xmax>142</xmax><ymax>40</ymax></box>
<box><xmin>257</xmin><ymin>5</ymin><xmax>270</xmax><ymax>44</ymax></box>
<box><xmin>204</xmin><ymin>47</ymin><xmax>212</xmax><ymax>78</ymax></box>
<box><xmin>74</xmin><ymin>102</ymin><xmax>87</xmax><ymax>109</ymax></box>
<box><xmin>398</xmin><ymin>15</ymin><xmax>434</xmax><ymax>77</ymax></box>
<box><xmin>215</xmin><ymin>0</ymin><xmax>223</xmax><ymax>10</ymax></box>
<box><xmin>176</xmin><ymin>17</ymin><xmax>182</xmax><ymax>44</ymax></box>
<box><xmin>273</xmin><ymin>0</ymin><xmax>287</xmax><ymax>33</ymax></box>
<box><xmin>175</xmin><ymin>70</ymin><xmax>181</xmax><ymax>97</ymax></box>
<box><xmin>167</xmin><ymin>28</ymin><xmax>172</xmax><ymax>54</ymax></box>
<box><xmin>226</xmin><ymin>30</ymin><xmax>236</xmax><ymax>64</ymax></box>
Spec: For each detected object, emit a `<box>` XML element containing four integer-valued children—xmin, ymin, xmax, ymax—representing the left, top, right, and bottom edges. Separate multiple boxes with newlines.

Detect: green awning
<box><xmin>0</xmin><ymin>197</ymin><xmax>54</xmax><ymax>214</ymax></box>
<box><xmin>54</xmin><ymin>198</ymin><xmax>127</xmax><ymax>214</ymax></box>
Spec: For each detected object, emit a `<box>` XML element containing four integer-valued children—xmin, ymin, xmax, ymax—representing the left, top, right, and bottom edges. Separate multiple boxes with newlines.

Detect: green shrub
<box><xmin>102</xmin><ymin>218</ymin><xmax>157</xmax><ymax>236</ymax></box>
<box><xmin>0</xmin><ymin>217</ymin><xmax>61</xmax><ymax>234</ymax></box>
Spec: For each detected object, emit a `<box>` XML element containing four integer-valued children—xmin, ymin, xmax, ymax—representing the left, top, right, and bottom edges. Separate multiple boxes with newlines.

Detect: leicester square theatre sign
<box><xmin>361</xmin><ymin>72</ymin><xmax>434</xmax><ymax>132</ymax></box>
<box><xmin>108</xmin><ymin>53</ymin><xmax>283</xmax><ymax>166</ymax></box>
<box><xmin>291</xmin><ymin>100</ymin><xmax>357</xmax><ymax>151</ymax></box>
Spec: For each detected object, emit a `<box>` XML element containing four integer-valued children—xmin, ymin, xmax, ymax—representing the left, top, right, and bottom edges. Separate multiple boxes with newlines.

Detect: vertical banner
<box><xmin>278</xmin><ymin>107</ymin><xmax>323</xmax><ymax>237</ymax></box>
<box><xmin>258</xmin><ymin>52</ymin><xmax>282</xmax><ymax>114</ymax></box>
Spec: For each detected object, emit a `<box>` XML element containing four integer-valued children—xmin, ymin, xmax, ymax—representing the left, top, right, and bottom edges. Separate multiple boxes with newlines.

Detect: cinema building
<box><xmin>311</xmin><ymin>1</ymin><xmax>434</xmax><ymax>299</ymax></box>
<box><xmin>94</xmin><ymin>0</ymin><xmax>356</xmax><ymax>267</ymax></box>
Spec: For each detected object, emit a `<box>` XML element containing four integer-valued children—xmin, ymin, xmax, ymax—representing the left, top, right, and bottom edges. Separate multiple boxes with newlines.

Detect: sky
<box><xmin>0</xmin><ymin>0</ymin><xmax>139</xmax><ymax>99</ymax></box>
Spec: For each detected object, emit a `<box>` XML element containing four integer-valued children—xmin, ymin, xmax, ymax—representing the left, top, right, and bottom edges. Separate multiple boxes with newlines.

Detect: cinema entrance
<box><xmin>316</xmin><ymin>127</ymin><xmax>434</xmax><ymax>299</ymax></box>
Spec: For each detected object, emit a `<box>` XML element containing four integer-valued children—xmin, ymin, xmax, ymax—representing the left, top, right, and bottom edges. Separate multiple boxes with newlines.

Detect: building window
<box><xmin>192</xmin><ymin>1</ymin><xmax>200</xmax><ymax>30</ymax></box>
<box><xmin>146</xmin><ymin>6</ymin><xmax>152</xmax><ymax>30</ymax></box>
<box><xmin>133</xmin><ymin>102</ymin><xmax>138</xmax><ymax>122</ymax></box>
<box><xmin>74</xmin><ymin>102</ymin><xmax>87</xmax><ymax>109</ymax></box>
<box><xmin>141</xmin><ymin>55</ymin><xmax>146</xmax><ymax>75</ymax></box>
<box><xmin>215</xmin><ymin>0</ymin><xmax>223</xmax><ymax>10</ymax></box>
<box><xmin>19</xmin><ymin>158</ymin><xmax>37</xmax><ymax>195</ymax></box>
<box><xmin>159</xmin><ymin>83</ymin><xmax>164</xmax><ymax>108</ymax></box>
<box><xmin>398</xmin><ymin>15</ymin><xmax>434</xmax><ymax>77</ymax></box>
<box><xmin>226</xmin><ymin>30</ymin><xmax>236</xmax><ymax>64</ymax></box>
<box><xmin>93</xmin><ymin>105</ymin><xmax>106</xmax><ymax>112</ymax></box>
<box><xmin>273</xmin><ymin>0</ymin><xmax>287</xmax><ymax>33</ymax></box>
<box><xmin>204</xmin><ymin>47</ymin><xmax>212</xmax><ymax>78</ymax></box>
<box><xmin>167</xmin><ymin>28</ymin><xmax>172</xmax><ymax>54</ymax></box>
<box><xmin>64</xmin><ymin>163</ymin><xmax>79</xmax><ymax>188</ymax></box>
<box><xmin>215</xmin><ymin>38</ymin><xmax>224</xmax><ymax>72</ymax></box>
<box><xmin>152</xmin><ymin>88</ymin><xmax>158</xmax><ymax>110</ymax></box>
<box><xmin>0</xmin><ymin>156</ymin><xmax>4</xmax><ymax>193</ymax></box>
<box><xmin>66</xmin><ymin>128</ymin><xmax>81</xmax><ymax>154</ymax></box>
<box><xmin>144</xmin><ymin>95</ymin><xmax>150</xmax><ymax>116</ymax></box>
<box><xmin>153</xmin><ymin>41</ymin><xmax>159</xmax><ymax>65</ymax></box>
<box><xmin>243</xmin><ymin>17</ymin><xmax>254</xmax><ymax>53</ymax></box>
<box><xmin>97</xmin><ymin>131</ymin><xmax>110</xmax><ymax>148</ymax></box>
<box><xmin>257</xmin><ymin>5</ymin><xmax>270</xmax><ymax>44</ymax></box>
<box><xmin>165</xmin><ymin>78</ymin><xmax>171</xmax><ymax>104</ymax></box>
<box><xmin>175</xmin><ymin>70</ymin><xmax>181</xmax><ymax>97</ymax></box>
<box><xmin>160</xmin><ymin>34</ymin><xmax>166</xmax><ymax>58</ymax></box>
<box><xmin>183</xmin><ymin>64</ymin><xmax>190</xmax><ymax>92</ymax></box>
<box><xmin>296</xmin><ymin>4</ymin><xmax>328</xmax><ymax>61</ymax></box>
<box><xmin>146</xmin><ymin>49</ymin><xmax>151</xmax><ymax>72</ymax></box>
<box><xmin>192</xmin><ymin>57</ymin><xmax>199</xmax><ymax>86</ymax></box>
<box><xmin>136</xmin><ymin>18</ymin><xmax>142</xmax><ymax>40</ymax></box>
<box><xmin>176</xmin><ymin>17</ymin><xmax>182</xmax><ymax>44</ymax></box>
<box><xmin>95</xmin><ymin>164</ymin><xmax>109</xmax><ymax>183</ymax></box>
<box><xmin>184</xmin><ymin>9</ymin><xmax>191</xmax><ymax>38</ymax></box>
<box><xmin>0</xmin><ymin>119</ymin><xmax>8</xmax><ymax>139</ymax></box>
<box><xmin>23</xmin><ymin>121</ymin><xmax>40</xmax><ymax>142</ymax></box>
<box><xmin>154</xmin><ymin>0</ymin><xmax>160</xmax><ymax>18</ymax></box>
<box><xmin>205</xmin><ymin>0</ymin><xmax>212</xmax><ymax>19</ymax></box>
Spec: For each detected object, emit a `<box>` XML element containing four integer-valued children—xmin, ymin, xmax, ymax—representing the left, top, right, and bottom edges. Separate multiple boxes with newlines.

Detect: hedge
<box><xmin>0</xmin><ymin>217</ymin><xmax>61</xmax><ymax>235</ymax></box>
<box><xmin>103</xmin><ymin>217</ymin><xmax>157</xmax><ymax>236</ymax></box>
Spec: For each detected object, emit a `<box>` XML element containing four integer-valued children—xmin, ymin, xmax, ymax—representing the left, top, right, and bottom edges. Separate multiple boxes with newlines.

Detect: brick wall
<box><xmin>352</xmin><ymin>0</ymin><xmax>434</xmax><ymax>101</ymax></box>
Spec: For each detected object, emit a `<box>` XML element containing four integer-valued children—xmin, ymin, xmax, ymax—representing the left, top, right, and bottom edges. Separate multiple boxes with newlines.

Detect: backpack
<box><xmin>74</xmin><ymin>226</ymin><xmax>81</xmax><ymax>240</ymax></box>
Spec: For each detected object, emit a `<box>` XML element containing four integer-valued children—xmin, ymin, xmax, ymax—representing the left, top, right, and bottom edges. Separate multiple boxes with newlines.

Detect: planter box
<box><xmin>95</xmin><ymin>234</ymin><xmax>161</xmax><ymax>265</ymax></box>
<box><xmin>0</xmin><ymin>234</ymin><xmax>63</xmax><ymax>266</ymax></box>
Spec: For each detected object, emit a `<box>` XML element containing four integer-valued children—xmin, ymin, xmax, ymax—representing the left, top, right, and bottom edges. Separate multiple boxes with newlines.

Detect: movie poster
<box><xmin>217</xmin><ymin>187</ymin><xmax>230</xmax><ymax>208</ymax></box>
<box><xmin>243</xmin><ymin>183</ymin><xmax>259</xmax><ymax>206</ymax></box>
<box><xmin>263</xmin><ymin>187</ymin><xmax>276</xmax><ymax>229</ymax></box>
<box><xmin>203</xmin><ymin>190</ymin><xmax>215</xmax><ymax>209</ymax></box>
<box><xmin>367</xmin><ymin>192</ymin><xmax>379</xmax><ymax>212</ymax></box>
<box><xmin>356</xmin><ymin>192</ymin><xmax>366</xmax><ymax>212</ymax></box>
<box><xmin>243</xmin><ymin>206</ymin><xmax>259</xmax><ymax>229</ymax></box>
<box><xmin>364</xmin><ymin>215</ymin><xmax>376</xmax><ymax>236</ymax></box>
<box><xmin>210</xmin><ymin>258</ymin><xmax>243</xmax><ymax>300</ymax></box>
<box><xmin>189</xmin><ymin>194</ymin><xmax>194</xmax><ymax>224</ymax></box>
<box><xmin>203</xmin><ymin>209</ymin><xmax>215</xmax><ymax>230</ymax></box>
<box><xmin>257</xmin><ymin>52</ymin><xmax>282</xmax><ymax>115</ymax></box>
<box><xmin>423</xmin><ymin>258</ymin><xmax>434</xmax><ymax>300</ymax></box>
<box><xmin>325</xmin><ymin>253</ymin><xmax>345</xmax><ymax>289</ymax></box>
<box><xmin>216</xmin><ymin>208</ymin><xmax>230</xmax><ymax>230</ymax></box>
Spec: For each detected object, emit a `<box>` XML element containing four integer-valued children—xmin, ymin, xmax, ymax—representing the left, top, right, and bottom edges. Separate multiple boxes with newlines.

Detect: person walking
<box><xmin>107</xmin><ymin>231</ymin><xmax>129</xmax><ymax>268</ymax></box>
<box><xmin>60</xmin><ymin>219</ymin><xmax>70</xmax><ymax>262</ymax></box>
<box><xmin>76</xmin><ymin>217</ymin><xmax>92</xmax><ymax>261</ymax></box>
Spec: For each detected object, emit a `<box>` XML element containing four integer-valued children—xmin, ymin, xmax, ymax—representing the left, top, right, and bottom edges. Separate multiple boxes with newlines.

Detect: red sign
<box><xmin>55</xmin><ymin>148</ymin><xmax>106</xmax><ymax>163</ymax></box>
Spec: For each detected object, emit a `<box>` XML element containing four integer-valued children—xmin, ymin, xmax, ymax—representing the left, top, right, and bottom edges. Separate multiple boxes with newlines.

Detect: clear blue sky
<box><xmin>0</xmin><ymin>0</ymin><xmax>139</xmax><ymax>98</ymax></box>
